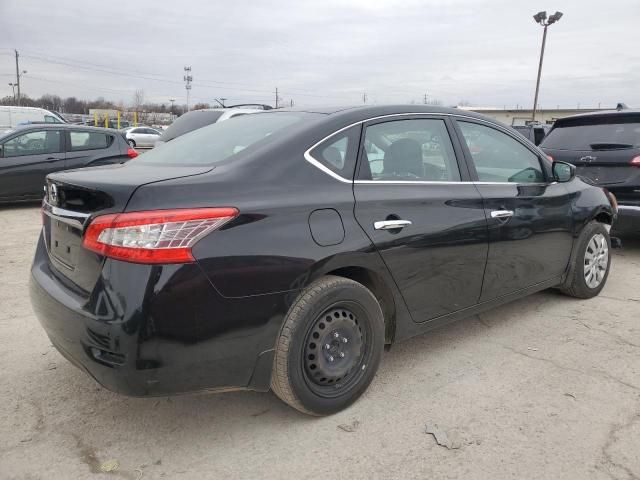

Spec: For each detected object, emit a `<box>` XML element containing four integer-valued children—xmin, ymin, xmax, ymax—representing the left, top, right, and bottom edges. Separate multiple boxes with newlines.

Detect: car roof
<box><xmin>1</xmin><ymin>123</ymin><xmax>121</xmax><ymax>135</ymax></box>
<box><xmin>273</xmin><ymin>104</ymin><xmax>500</xmax><ymax>124</ymax></box>
<box><xmin>554</xmin><ymin>108</ymin><xmax>640</xmax><ymax>123</ymax></box>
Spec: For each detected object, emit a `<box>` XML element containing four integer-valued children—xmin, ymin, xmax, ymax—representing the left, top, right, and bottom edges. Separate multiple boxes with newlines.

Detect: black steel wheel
<box><xmin>271</xmin><ymin>276</ymin><xmax>385</xmax><ymax>415</ymax></box>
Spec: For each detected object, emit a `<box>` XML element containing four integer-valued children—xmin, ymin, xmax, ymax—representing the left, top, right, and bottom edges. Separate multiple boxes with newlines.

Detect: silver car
<box><xmin>123</xmin><ymin>127</ymin><xmax>162</xmax><ymax>148</ymax></box>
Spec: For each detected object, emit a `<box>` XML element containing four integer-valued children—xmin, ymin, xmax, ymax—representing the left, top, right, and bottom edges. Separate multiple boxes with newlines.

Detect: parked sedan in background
<box><xmin>123</xmin><ymin>126</ymin><xmax>162</xmax><ymax>148</ymax></box>
<box><xmin>540</xmin><ymin>106</ymin><xmax>640</xmax><ymax>233</ymax></box>
<box><xmin>31</xmin><ymin>105</ymin><xmax>615</xmax><ymax>416</ymax></box>
<box><xmin>0</xmin><ymin>124</ymin><xmax>136</xmax><ymax>203</ymax></box>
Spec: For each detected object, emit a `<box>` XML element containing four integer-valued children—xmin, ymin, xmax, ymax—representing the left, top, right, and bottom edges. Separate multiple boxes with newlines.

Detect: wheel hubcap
<box><xmin>584</xmin><ymin>233</ymin><xmax>608</xmax><ymax>289</ymax></box>
<box><xmin>304</xmin><ymin>307</ymin><xmax>363</xmax><ymax>387</ymax></box>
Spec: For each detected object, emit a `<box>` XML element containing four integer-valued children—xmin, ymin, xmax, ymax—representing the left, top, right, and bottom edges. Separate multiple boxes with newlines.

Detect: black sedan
<box><xmin>30</xmin><ymin>105</ymin><xmax>616</xmax><ymax>415</ymax></box>
<box><xmin>0</xmin><ymin>124</ymin><xmax>137</xmax><ymax>203</ymax></box>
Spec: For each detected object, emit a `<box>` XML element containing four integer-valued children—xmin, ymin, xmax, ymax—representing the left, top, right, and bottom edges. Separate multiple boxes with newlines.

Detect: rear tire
<box><xmin>560</xmin><ymin>221</ymin><xmax>611</xmax><ymax>299</ymax></box>
<box><xmin>271</xmin><ymin>275</ymin><xmax>385</xmax><ymax>416</ymax></box>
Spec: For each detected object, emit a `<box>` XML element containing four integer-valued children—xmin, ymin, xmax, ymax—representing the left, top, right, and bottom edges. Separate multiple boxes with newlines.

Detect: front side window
<box><xmin>458</xmin><ymin>121</ymin><xmax>545</xmax><ymax>183</ymax></box>
<box><xmin>359</xmin><ymin>119</ymin><xmax>460</xmax><ymax>181</ymax></box>
<box><xmin>44</xmin><ymin>115</ymin><xmax>62</xmax><ymax>123</ymax></box>
<box><xmin>69</xmin><ymin>131</ymin><xmax>111</xmax><ymax>151</ymax></box>
<box><xmin>1</xmin><ymin>130</ymin><xmax>61</xmax><ymax>158</ymax></box>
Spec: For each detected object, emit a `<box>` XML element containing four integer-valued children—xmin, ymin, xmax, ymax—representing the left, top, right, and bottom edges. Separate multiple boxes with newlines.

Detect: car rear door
<box><xmin>453</xmin><ymin>118</ymin><xmax>574</xmax><ymax>301</ymax></box>
<box><xmin>0</xmin><ymin>128</ymin><xmax>65</xmax><ymax>200</ymax></box>
<box><xmin>353</xmin><ymin>115</ymin><xmax>488</xmax><ymax>323</ymax></box>
<box><xmin>65</xmin><ymin>130</ymin><xmax>118</xmax><ymax>170</ymax></box>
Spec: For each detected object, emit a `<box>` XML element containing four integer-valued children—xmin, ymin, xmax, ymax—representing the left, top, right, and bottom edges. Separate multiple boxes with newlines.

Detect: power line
<box><xmin>18</xmin><ymin>50</ymin><xmax>356</xmax><ymax>100</ymax></box>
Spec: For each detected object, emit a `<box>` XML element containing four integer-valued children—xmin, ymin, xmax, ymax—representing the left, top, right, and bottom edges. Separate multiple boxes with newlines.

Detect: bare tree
<box><xmin>132</xmin><ymin>89</ymin><xmax>145</xmax><ymax>112</ymax></box>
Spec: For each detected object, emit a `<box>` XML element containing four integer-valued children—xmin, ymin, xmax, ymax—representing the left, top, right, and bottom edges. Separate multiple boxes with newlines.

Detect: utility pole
<box><xmin>531</xmin><ymin>11</ymin><xmax>563</xmax><ymax>121</ymax></box>
<box><xmin>362</xmin><ymin>93</ymin><xmax>367</xmax><ymax>104</ymax></box>
<box><xmin>423</xmin><ymin>93</ymin><xmax>428</xmax><ymax>104</ymax></box>
<box><xmin>275</xmin><ymin>87</ymin><xmax>279</xmax><ymax>109</ymax></box>
<box><xmin>14</xmin><ymin>50</ymin><xmax>22</xmax><ymax>106</ymax></box>
<box><xmin>169</xmin><ymin>98</ymin><xmax>175</xmax><ymax>116</ymax></box>
<box><xmin>183</xmin><ymin>66</ymin><xmax>192</xmax><ymax>111</ymax></box>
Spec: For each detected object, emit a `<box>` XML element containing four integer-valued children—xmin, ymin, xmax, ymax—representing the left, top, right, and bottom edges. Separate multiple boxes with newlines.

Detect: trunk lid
<box><xmin>43</xmin><ymin>163</ymin><xmax>213</xmax><ymax>293</ymax></box>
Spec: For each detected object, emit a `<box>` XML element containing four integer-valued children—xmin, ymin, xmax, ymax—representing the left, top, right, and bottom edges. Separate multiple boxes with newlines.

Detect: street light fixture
<box><xmin>531</xmin><ymin>10</ymin><xmax>563</xmax><ymax>121</ymax></box>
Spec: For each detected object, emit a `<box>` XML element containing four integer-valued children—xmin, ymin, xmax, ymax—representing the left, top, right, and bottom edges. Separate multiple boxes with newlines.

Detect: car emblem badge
<box><xmin>580</xmin><ymin>155</ymin><xmax>597</xmax><ymax>163</ymax></box>
<box><xmin>49</xmin><ymin>184</ymin><xmax>58</xmax><ymax>205</ymax></box>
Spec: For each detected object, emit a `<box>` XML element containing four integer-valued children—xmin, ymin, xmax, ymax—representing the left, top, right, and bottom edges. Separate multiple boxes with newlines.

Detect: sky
<box><xmin>1</xmin><ymin>0</ymin><xmax>639</xmax><ymax>110</ymax></box>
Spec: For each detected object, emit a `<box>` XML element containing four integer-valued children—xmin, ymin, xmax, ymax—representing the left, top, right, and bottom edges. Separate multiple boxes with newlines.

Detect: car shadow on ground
<box><xmin>41</xmin><ymin>288</ymin><xmax>567</xmax><ymax>431</ymax></box>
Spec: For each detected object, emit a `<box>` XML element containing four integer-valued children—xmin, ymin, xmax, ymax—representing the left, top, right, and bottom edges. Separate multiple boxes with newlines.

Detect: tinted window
<box><xmin>160</xmin><ymin>110</ymin><xmax>225</xmax><ymax>142</ymax></box>
<box><xmin>139</xmin><ymin>112</ymin><xmax>314</xmax><ymax>166</ymax></box>
<box><xmin>541</xmin><ymin>116</ymin><xmax>640</xmax><ymax>150</ymax></box>
<box><xmin>360</xmin><ymin>119</ymin><xmax>460</xmax><ymax>181</ymax></box>
<box><xmin>69</xmin><ymin>131</ymin><xmax>111</xmax><ymax>151</ymax></box>
<box><xmin>309</xmin><ymin>126</ymin><xmax>360</xmax><ymax>179</ymax></box>
<box><xmin>458</xmin><ymin>121</ymin><xmax>544</xmax><ymax>183</ymax></box>
<box><xmin>2</xmin><ymin>130</ymin><xmax>61</xmax><ymax>157</ymax></box>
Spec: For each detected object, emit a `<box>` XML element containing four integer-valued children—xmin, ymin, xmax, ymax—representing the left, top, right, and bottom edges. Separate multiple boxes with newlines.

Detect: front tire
<box><xmin>560</xmin><ymin>221</ymin><xmax>611</xmax><ymax>299</ymax></box>
<box><xmin>271</xmin><ymin>276</ymin><xmax>385</xmax><ymax>416</ymax></box>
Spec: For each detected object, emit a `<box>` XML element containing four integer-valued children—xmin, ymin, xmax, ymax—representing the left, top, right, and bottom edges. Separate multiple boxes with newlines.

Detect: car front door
<box><xmin>454</xmin><ymin>118</ymin><xmax>574</xmax><ymax>300</ymax></box>
<box><xmin>0</xmin><ymin>129</ymin><xmax>65</xmax><ymax>200</ymax></box>
<box><xmin>353</xmin><ymin>116</ymin><xmax>488</xmax><ymax>322</ymax></box>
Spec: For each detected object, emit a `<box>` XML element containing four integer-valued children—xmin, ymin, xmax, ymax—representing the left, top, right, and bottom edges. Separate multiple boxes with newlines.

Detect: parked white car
<box><xmin>0</xmin><ymin>106</ymin><xmax>65</xmax><ymax>129</ymax></box>
<box><xmin>122</xmin><ymin>126</ymin><xmax>163</xmax><ymax>148</ymax></box>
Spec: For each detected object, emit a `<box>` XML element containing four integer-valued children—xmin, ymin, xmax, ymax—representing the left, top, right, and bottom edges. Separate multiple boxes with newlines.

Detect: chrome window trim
<box><xmin>303</xmin><ymin>111</ymin><xmax>540</xmax><ymax>185</ymax></box>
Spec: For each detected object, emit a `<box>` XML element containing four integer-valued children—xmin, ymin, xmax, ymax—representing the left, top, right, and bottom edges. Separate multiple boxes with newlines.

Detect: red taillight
<box><xmin>127</xmin><ymin>148</ymin><xmax>139</xmax><ymax>159</ymax></box>
<box><xmin>82</xmin><ymin>208</ymin><xmax>238</xmax><ymax>264</ymax></box>
<box><xmin>631</xmin><ymin>155</ymin><xmax>640</xmax><ymax>167</ymax></box>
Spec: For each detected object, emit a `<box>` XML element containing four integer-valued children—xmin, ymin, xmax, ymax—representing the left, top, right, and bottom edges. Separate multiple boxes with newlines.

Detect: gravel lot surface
<box><xmin>1</xmin><ymin>205</ymin><xmax>638</xmax><ymax>479</ymax></box>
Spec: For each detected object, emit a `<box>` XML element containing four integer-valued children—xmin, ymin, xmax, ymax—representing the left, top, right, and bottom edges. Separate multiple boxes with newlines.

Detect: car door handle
<box><xmin>374</xmin><ymin>220</ymin><xmax>412</xmax><ymax>230</ymax></box>
<box><xmin>490</xmin><ymin>210</ymin><xmax>514</xmax><ymax>219</ymax></box>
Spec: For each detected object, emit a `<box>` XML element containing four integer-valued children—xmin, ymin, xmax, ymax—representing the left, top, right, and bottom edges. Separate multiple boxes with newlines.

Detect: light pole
<box><xmin>8</xmin><ymin>83</ymin><xmax>16</xmax><ymax>102</ymax></box>
<box><xmin>169</xmin><ymin>98</ymin><xmax>175</xmax><ymax>116</ymax></box>
<box><xmin>531</xmin><ymin>11</ymin><xmax>563</xmax><ymax>122</ymax></box>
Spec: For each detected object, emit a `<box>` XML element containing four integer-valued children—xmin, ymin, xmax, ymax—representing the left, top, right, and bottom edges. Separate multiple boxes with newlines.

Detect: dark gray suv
<box><xmin>540</xmin><ymin>109</ymin><xmax>640</xmax><ymax>234</ymax></box>
<box><xmin>0</xmin><ymin>124</ymin><xmax>137</xmax><ymax>204</ymax></box>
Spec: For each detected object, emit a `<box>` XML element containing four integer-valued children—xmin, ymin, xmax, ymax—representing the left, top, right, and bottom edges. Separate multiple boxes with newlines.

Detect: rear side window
<box><xmin>309</xmin><ymin>125</ymin><xmax>361</xmax><ymax>179</ymax></box>
<box><xmin>542</xmin><ymin>116</ymin><xmax>640</xmax><ymax>150</ymax></box>
<box><xmin>359</xmin><ymin>118</ymin><xmax>461</xmax><ymax>181</ymax></box>
<box><xmin>69</xmin><ymin>131</ymin><xmax>112</xmax><ymax>151</ymax></box>
<box><xmin>458</xmin><ymin>121</ymin><xmax>545</xmax><ymax>183</ymax></box>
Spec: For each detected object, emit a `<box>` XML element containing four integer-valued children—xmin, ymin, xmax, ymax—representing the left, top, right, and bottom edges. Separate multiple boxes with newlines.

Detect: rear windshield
<box><xmin>160</xmin><ymin>110</ymin><xmax>225</xmax><ymax>142</ymax></box>
<box><xmin>542</xmin><ymin>115</ymin><xmax>640</xmax><ymax>150</ymax></box>
<box><xmin>138</xmin><ymin>112</ymin><xmax>314</xmax><ymax>165</ymax></box>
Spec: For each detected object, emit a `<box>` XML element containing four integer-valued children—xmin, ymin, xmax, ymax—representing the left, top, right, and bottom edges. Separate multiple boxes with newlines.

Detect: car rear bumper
<box><xmin>30</xmin><ymin>234</ymin><xmax>288</xmax><ymax>396</ymax></box>
<box><xmin>613</xmin><ymin>205</ymin><xmax>640</xmax><ymax>234</ymax></box>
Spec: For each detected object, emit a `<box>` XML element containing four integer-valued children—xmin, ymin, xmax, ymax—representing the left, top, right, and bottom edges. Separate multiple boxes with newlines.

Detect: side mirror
<box><xmin>552</xmin><ymin>161</ymin><xmax>576</xmax><ymax>182</ymax></box>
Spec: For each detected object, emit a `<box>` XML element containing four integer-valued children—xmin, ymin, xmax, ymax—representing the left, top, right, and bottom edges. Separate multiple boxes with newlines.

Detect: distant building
<box><xmin>459</xmin><ymin>107</ymin><xmax>609</xmax><ymax>126</ymax></box>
